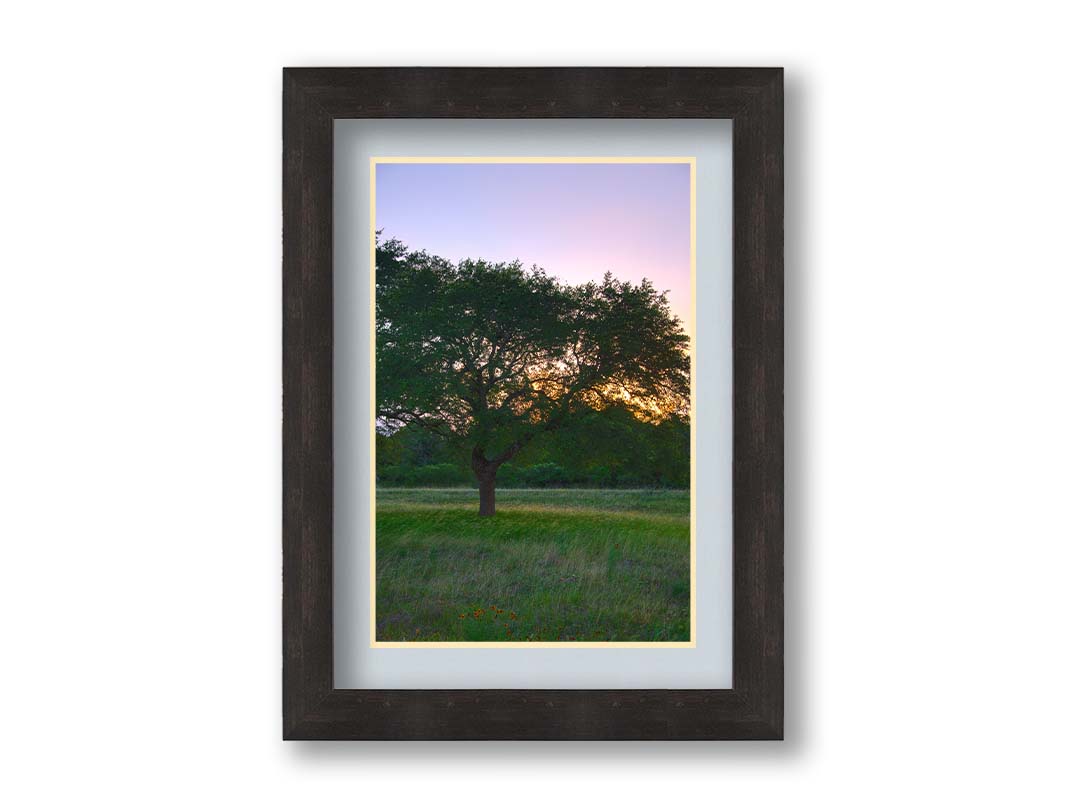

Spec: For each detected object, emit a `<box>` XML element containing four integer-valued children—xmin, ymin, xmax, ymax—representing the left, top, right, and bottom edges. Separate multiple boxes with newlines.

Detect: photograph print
<box><xmin>372</xmin><ymin>158</ymin><xmax>695</xmax><ymax>645</ymax></box>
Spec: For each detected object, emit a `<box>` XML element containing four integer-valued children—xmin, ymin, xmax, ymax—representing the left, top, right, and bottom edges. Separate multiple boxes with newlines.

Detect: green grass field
<box><xmin>375</xmin><ymin>488</ymin><xmax>690</xmax><ymax>642</ymax></box>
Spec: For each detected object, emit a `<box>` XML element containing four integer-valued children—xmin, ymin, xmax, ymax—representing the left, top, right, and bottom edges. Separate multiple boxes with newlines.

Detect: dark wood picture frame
<box><xmin>283</xmin><ymin>67</ymin><xmax>783</xmax><ymax>740</ymax></box>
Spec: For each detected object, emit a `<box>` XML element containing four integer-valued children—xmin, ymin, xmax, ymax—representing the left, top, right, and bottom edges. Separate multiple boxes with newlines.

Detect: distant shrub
<box><xmin>496</xmin><ymin>463</ymin><xmax>520</xmax><ymax>487</ymax></box>
<box><xmin>379</xmin><ymin>460</ymin><xmax>687</xmax><ymax>489</ymax></box>
<box><xmin>378</xmin><ymin>463</ymin><xmax>467</xmax><ymax>487</ymax></box>
<box><xmin>522</xmin><ymin>462</ymin><xmax>568</xmax><ymax>487</ymax></box>
<box><xmin>377</xmin><ymin>465</ymin><xmax>408</xmax><ymax>486</ymax></box>
<box><xmin>410</xmin><ymin>463</ymin><xmax>467</xmax><ymax>486</ymax></box>
<box><xmin>585</xmin><ymin>466</ymin><xmax>612</xmax><ymax>487</ymax></box>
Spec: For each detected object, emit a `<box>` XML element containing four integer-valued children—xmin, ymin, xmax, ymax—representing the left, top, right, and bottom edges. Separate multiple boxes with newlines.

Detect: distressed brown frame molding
<box><xmin>283</xmin><ymin>67</ymin><xmax>783</xmax><ymax>740</ymax></box>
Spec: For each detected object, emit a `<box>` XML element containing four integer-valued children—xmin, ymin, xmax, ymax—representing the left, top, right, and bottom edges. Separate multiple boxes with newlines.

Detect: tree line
<box><xmin>378</xmin><ymin>404</ymin><xmax>689</xmax><ymax>489</ymax></box>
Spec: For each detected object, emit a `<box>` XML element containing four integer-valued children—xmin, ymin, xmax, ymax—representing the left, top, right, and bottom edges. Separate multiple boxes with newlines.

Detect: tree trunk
<box><xmin>472</xmin><ymin>447</ymin><xmax>500</xmax><ymax>517</ymax></box>
<box><xmin>478</xmin><ymin>473</ymin><xmax>496</xmax><ymax>517</ymax></box>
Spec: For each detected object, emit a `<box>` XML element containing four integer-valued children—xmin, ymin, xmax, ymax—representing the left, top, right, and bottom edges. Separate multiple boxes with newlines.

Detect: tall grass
<box><xmin>375</xmin><ymin>488</ymin><xmax>690</xmax><ymax>642</ymax></box>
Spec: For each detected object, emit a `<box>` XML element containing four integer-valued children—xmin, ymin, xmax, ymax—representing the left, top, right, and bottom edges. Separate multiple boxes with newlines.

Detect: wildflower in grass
<box><xmin>509</xmin><ymin>611</ymin><xmax>517</xmax><ymax>620</ymax></box>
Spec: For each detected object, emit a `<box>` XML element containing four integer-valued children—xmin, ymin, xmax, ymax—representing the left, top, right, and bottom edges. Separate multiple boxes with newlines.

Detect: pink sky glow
<box><xmin>374</xmin><ymin>162</ymin><xmax>692</xmax><ymax>337</ymax></box>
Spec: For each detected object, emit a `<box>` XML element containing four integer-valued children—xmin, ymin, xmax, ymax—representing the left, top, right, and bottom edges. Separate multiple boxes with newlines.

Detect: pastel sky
<box><xmin>374</xmin><ymin>162</ymin><xmax>692</xmax><ymax>337</ymax></box>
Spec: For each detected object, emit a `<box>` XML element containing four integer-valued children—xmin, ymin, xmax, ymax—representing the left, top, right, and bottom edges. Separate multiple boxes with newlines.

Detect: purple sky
<box><xmin>374</xmin><ymin>162</ymin><xmax>692</xmax><ymax>336</ymax></box>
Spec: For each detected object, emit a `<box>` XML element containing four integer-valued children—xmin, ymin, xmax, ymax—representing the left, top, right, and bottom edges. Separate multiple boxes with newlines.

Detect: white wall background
<box><xmin>1</xmin><ymin>1</ymin><xmax>1064</xmax><ymax>797</ymax></box>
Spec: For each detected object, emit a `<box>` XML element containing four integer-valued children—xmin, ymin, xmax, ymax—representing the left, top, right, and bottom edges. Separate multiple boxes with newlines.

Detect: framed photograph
<box><xmin>283</xmin><ymin>68</ymin><xmax>783</xmax><ymax>739</ymax></box>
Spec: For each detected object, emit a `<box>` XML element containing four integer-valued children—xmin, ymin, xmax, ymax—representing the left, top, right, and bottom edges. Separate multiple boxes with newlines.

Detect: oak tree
<box><xmin>375</xmin><ymin>238</ymin><xmax>689</xmax><ymax>516</ymax></box>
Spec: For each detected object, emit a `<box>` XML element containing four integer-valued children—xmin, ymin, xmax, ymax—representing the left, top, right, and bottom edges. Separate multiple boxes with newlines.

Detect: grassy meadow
<box><xmin>375</xmin><ymin>488</ymin><xmax>691</xmax><ymax>642</ymax></box>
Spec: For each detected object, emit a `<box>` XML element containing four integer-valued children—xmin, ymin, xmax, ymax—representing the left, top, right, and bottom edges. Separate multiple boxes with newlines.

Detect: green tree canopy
<box><xmin>375</xmin><ymin>237</ymin><xmax>689</xmax><ymax>515</ymax></box>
